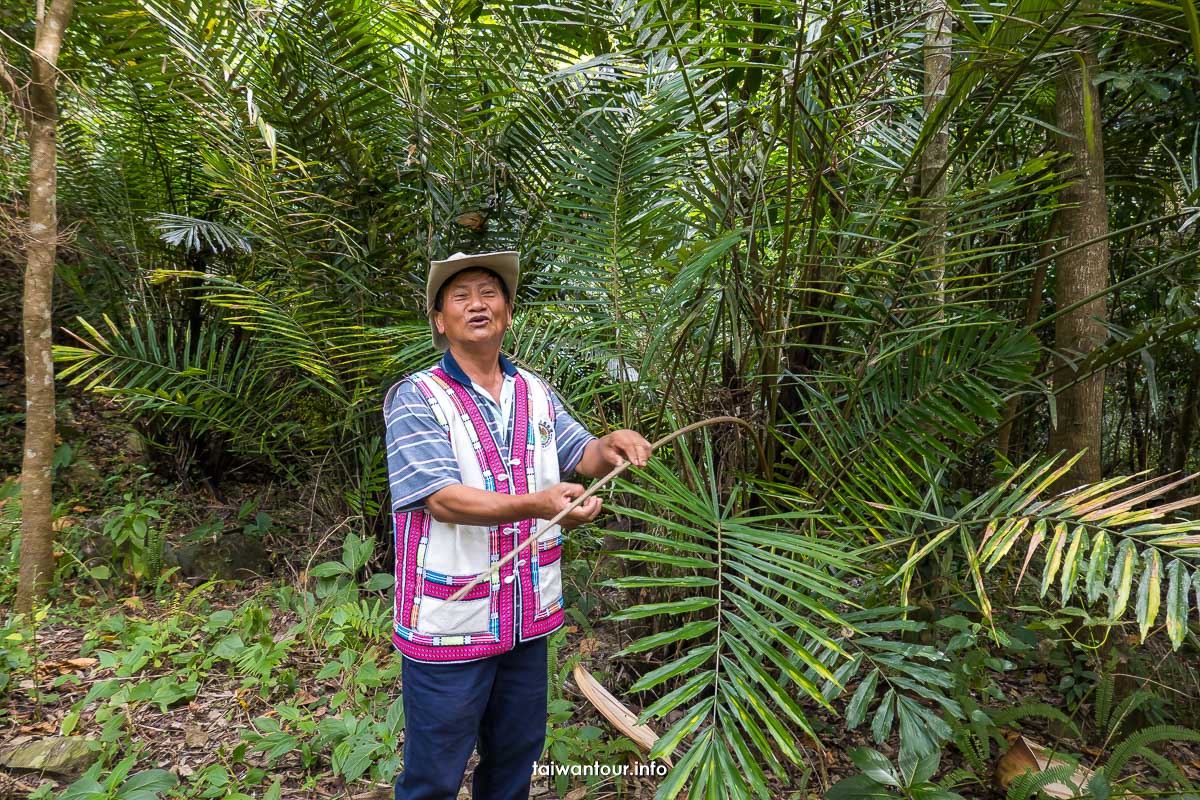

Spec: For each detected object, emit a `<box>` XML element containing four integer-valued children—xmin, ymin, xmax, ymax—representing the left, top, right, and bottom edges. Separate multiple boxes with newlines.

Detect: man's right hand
<box><xmin>538</xmin><ymin>482</ymin><xmax>602</xmax><ymax>530</ymax></box>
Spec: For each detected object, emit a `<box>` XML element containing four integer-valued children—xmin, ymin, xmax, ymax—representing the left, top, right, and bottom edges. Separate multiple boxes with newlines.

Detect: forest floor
<box><xmin>3</xmin><ymin>349</ymin><xmax>1200</xmax><ymax>800</ymax></box>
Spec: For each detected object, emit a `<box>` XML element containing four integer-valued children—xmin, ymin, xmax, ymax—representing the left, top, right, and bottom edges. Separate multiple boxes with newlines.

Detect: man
<box><xmin>383</xmin><ymin>250</ymin><xmax>651</xmax><ymax>800</ymax></box>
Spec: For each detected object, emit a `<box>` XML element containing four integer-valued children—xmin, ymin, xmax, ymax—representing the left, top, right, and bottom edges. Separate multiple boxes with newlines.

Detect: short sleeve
<box><xmin>546</xmin><ymin>384</ymin><xmax>597</xmax><ymax>477</ymax></box>
<box><xmin>384</xmin><ymin>378</ymin><xmax>461</xmax><ymax>511</ymax></box>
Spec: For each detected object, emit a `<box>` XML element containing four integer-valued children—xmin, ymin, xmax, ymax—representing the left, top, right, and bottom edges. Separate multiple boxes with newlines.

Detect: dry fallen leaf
<box><xmin>454</xmin><ymin>212</ymin><xmax>486</xmax><ymax>232</ymax></box>
<box><xmin>572</xmin><ymin>664</ymin><xmax>674</xmax><ymax>768</ymax></box>
<box><xmin>995</xmin><ymin>735</ymin><xmax>1144</xmax><ymax>799</ymax></box>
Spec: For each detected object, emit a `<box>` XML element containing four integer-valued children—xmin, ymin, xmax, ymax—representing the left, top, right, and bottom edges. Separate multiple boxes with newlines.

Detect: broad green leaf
<box><xmin>1109</xmin><ymin>539</ymin><xmax>1136</xmax><ymax>619</ymax></box>
<box><xmin>722</xmin><ymin>724</ymin><xmax>771</xmax><ymax>799</ymax></box>
<box><xmin>362</xmin><ymin>572</ymin><xmax>394</xmax><ymax>591</ymax></box>
<box><xmin>615</xmin><ymin>620</ymin><xmax>717</xmax><ymax>656</ymax></box>
<box><xmin>871</xmin><ymin>689</ymin><xmax>896</xmax><ymax>744</ymax></box>
<box><xmin>119</xmin><ymin>769</ymin><xmax>177</xmax><ymax>797</ymax></box>
<box><xmin>1087</xmin><ymin>531</ymin><xmax>1111</xmax><ymax>604</ymax></box>
<box><xmin>1060</xmin><ymin>526</ymin><xmax>1087</xmax><ymax>604</ymax></box>
<box><xmin>309</xmin><ymin>561</ymin><xmax>353</xmax><ymax>578</ymax></box>
<box><xmin>845</xmin><ymin>669</ymin><xmax>879</xmax><ymax>730</ymax></box>
<box><xmin>640</xmin><ymin>669</ymin><xmax>714</xmax><ymax>722</ymax></box>
<box><xmin>629</xmin><ymin>645</ymin><xmax>716</xmax><ymax>693</ymax></box>
<box><xmin>983</xmin><ymin>517</ymin><xmax>1029</xmax><ymax>571</ymax></box>
<box><xmin>649</xmin><ymin>696</ymin><xmax>714</xmax><ymax>762</ymax></box>
<box><xmin>608</xmin><ymin>597</ymin><xmax>718</xmax><ymax>621</ymax></box>
<box><xmin>603</xmin><ymin>576</ymin><xmax>719</xmax><ymax>589</ymax></box>
<box><xmin>654</xmin><ymin>727</ymin><xmax>712</xmax><ymax>800</ymax></box>
<box><xmin>849</xmin><ymin>747</ymin><xmax>899</xmax><ymax>786</ymax></box>
<box><xmin>908</xmin><ymin>749</ymin><xmax>941</xmax><ymax>786</ymax></box>
<box><xmin>826</xmin><ymin>775</ymin><xmax>898</xmax><ymax>800</ymax></box>
<box><xmin>1015</xmin><ymin>519</ymin><xmax>1047</xmax><ymax>590</ymax></box>
<box><xmin>1136</xmin><ymin>549</ymin><xmax>1162</xmax><ymax>642</ymax></box>
<box><xmin>1041</xmin><ymin>521</ymin><xmax>1068</xmax><ymax>598</ymax></box>
<box><xmin>1165</xmin><ymin>558</ymin><xmax>1190</xmax><ymax>650</ymax></box>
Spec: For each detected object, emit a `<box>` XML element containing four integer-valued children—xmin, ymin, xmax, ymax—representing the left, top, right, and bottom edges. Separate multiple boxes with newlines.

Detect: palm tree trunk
<box><xmin>1047</xmin><ymin>34</ymin><xmax>1109</xmax><ymax>493</ymax></box>
<box><xmin>2</xmin><ymin>0</ymin><xmax>76</xmax><ymax>613</ymax></box>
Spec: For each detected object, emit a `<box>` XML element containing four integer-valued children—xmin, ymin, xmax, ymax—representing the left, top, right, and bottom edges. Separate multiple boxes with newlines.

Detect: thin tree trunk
<box><xmin>998</xmin><ymin>218</ymin><xmax>1057</xmax><ymax>462</ymax></box>
<box><xmin>921</xmin><ymin>0</ymin><xmax>952</xmax><ymax>315</ymax></box>
<box><xmin>2</xmin><ymin>0</ymin><xmax>76</xmax><ymax>613</ymax></box>
<box><xmin>1127</xmin><ymin>363</ymin><xmax>1145</xmax><ymax>472</ymax></box>
<box><xmin>1172</xmin><ymin>351</ymin><xmax>1200</xmax><ymax>476</ymax></box>
<box><xmin>1047</xmin><ymin>33</ymin><xmax>1109</xmax><ymax>493</ymax></box>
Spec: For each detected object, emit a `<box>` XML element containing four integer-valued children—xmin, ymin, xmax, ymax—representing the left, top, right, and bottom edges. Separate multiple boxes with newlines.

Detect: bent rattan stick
<box><xmin>434</xmin><ymin>415</ymin><xmax>763</xmax><ymax>608</ymax></box>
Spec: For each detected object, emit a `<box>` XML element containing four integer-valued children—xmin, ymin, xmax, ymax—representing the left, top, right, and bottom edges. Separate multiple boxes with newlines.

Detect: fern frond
<box><xmin>1106</xmin><ymin>725</ymin><xmax>1200</xmax><ymax>779</ymax></box>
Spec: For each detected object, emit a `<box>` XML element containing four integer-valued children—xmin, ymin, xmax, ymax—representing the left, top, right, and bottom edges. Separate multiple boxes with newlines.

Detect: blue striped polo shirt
<box><xmin>383</xmin><ymin>351</ymin><xmax>597</xmax><ymax>512</ymax></box>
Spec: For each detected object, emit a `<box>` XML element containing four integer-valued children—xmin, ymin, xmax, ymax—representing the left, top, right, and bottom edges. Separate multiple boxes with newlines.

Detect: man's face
<box><xmin>433</xmin><ymin>268</ymin><xmax>513</xmax><ymax>351</ymax></box>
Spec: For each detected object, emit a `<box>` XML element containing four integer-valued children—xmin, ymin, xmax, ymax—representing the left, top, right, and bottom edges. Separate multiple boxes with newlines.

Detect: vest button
<box><xmin>509</xmin><ymin>457</ymin><xmax>521</xmax><ymax>465</ymax></box>
<box><xmin>503</xmin><ymin>575</ymin><xmax>515</xmax><ymax>584</ymax></box>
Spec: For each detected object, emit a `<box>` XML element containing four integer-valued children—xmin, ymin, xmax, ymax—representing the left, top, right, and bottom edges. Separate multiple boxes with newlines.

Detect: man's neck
<box><xmin>447</xmin><ymin>346</ymin><xmax>504</xmax><ymax>397</ymax></box>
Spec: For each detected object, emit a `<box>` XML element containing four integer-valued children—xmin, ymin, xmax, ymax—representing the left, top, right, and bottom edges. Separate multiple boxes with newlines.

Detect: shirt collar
<box><xmin>440</xmin><ymin>350</ymin><xmax>517</xmax><ymax>387</ymax></box>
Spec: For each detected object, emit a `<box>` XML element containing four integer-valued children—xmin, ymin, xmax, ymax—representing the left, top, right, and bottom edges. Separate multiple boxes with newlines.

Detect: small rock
<box><xmin>63</xmin><ymin>458</ymin><xmax>100</xmax><ymax>489</ymax></box>
<box><xmin>169</xmin><ymin>532</ymin><xmax>272</xmax><ymax>581</ymax></box>
<box><xmin>183</xmin><ymin>726</ymin><xmax>209</xmax><ymax>749</ymax></box>
<box><xmin>0</xmin><ymin>736</ymin><xmax>99</xmax><ymax>777</ymax></box>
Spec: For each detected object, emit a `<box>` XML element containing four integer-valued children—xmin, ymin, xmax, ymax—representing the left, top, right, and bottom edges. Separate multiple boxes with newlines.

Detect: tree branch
<box><xmin>0</xmin><ymin>44</ymin><xmax>31</xmax><ymax>130</ymax></box>
<box><xmin>0</xmin><ymin>43</ymin><xmax>29</xmax><ymax>119</ymax></box>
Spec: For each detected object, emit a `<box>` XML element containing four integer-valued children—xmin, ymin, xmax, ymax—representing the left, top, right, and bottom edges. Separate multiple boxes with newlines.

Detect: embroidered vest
<box><xmin>391</xmin><ymin>366</ymin><xmax>565</xmax><ymax>662</ymax></box>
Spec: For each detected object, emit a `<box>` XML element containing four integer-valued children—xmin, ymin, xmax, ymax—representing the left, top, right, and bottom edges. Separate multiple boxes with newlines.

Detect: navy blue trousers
<box><xmin>393</xmin><ymin>636</ymin><xmax>548</xmax><ymax>800</ymax></box>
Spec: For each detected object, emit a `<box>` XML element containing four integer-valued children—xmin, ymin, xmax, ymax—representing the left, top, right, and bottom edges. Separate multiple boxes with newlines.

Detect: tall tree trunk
<box><xmin>1</xmin><ymin>0</ymin><xmax>76</xmax><ymax>613</ymax></box>
<box><xmin>921</xmin><ymin>0</ymin><xmax>952</xmax><ymax>314</ymax></box>
<box><xmin>1047</xmin><ymin>34</ymin><xmax>1109</xmax><ymax>493</ymax></box>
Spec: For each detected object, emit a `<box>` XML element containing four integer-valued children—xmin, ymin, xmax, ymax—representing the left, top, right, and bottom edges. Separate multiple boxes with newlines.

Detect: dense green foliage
<box><xmin>2</xmin><ymin>0</ymin><xmax>1200</xmax><ymax>797</ymax></box>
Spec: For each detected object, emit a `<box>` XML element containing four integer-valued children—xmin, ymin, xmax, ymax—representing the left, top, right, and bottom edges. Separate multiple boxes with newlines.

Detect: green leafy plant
<box><xmin>100</xmin><ymin>489</ymin><xmax>169</xmax><ymax>587</ymax></box>
<box><xmin>821</xmin><ymin>608</ymin><xmax>962</xmax><ymax>763</ymax></box>
<box><xmin>891</xmin><ymin>453</ymin><xmax>1200</xmax><ymax>649</ymax></box>
<box><xmin>826</xmin><ymin>747</ymin><xmax>965</xmax><ymax>800</ymax></box>
<box><xmin>48</xmin><ymin>754</ymin><xmax>177</xmax><ymax>800</ymax></box>
<box><xmin>604</xmin><ymin>437</ymin><xmax>861</xmax><ymax>799</ymax></box>
<box><xmin>542</xmin><ymin>689</ymin><xmax>643</xmax><ymax>799</ymax></box>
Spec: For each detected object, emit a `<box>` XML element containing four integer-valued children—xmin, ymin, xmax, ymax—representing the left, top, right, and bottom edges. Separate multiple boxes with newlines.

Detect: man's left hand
<box><xmin>596</xmin><ymin>429</ymin><xmax>652</xmax><ymax>469</ymax></box>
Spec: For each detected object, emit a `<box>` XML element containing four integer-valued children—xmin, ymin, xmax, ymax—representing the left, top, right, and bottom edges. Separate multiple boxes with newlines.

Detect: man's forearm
<box><xmin>425</xmin><ymin>484</ymin><xmax>546</xmax><ymax>526</ymax></box>
<box><xmin>573</xmin><ymin>437</ymin><xmax>611</xmax><ymax>479</ymax></box>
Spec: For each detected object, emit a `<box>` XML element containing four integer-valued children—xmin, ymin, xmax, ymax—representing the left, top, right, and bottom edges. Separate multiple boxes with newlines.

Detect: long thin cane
<box><xmin>436</xmin><ymin>415</ymin><xmax>763</xmax><ymax>607</ymax></box>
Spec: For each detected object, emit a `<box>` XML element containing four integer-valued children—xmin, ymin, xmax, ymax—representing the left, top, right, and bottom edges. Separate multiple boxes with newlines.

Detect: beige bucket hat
<box><xmin>426</xmin><ymin>250</ymin><xmax>519</xmax><ymax>351</ymax></box>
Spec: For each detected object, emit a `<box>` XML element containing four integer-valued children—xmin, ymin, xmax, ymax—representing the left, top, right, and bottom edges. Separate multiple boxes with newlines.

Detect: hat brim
<box><xmin>426</xmin><ymin>250</ymin><xmax>519</xmax><ymax>351</ymax></box>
